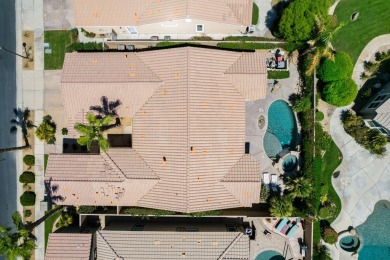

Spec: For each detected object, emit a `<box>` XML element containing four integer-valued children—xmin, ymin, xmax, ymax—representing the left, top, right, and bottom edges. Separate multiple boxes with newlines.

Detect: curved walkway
<box><xmin>351</xmin><ymin>34</ymin><xmax>390</xmax><ymax>88</ymax></box>
<box><xmin>330</xmin><ymin>107</ymin><xmax>390</xmax><ymax>232</ymax></box>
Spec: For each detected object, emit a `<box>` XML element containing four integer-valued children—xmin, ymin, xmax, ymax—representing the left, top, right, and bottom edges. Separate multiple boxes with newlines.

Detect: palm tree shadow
<box><xmin>90</xmin><ymin>96</ymin><xmax>122</xmax><ymax>127</ymax></box>
<box><xmin>44</xmin><ymin>178</ymin><xmax>64</xmax><ymax>209</ymax></box>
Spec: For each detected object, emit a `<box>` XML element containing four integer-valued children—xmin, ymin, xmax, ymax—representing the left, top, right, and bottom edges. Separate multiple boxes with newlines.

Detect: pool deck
<box><xmin>248</xmin><ymin>217</ymin><xmax>304</xmax><ymax>259</ymax></box>
<box><xmin>246</xmin><ymin>55</ymin><xmax>301</xmax><ymax>192</ymax></box>
<box><xmin>328</xmin><ymin>107</ymin><xmax>390</xmax><ymax>260</ymax></box>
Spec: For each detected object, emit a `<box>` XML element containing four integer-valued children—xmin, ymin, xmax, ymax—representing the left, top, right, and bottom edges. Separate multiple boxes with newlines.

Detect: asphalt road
<box><xmin>0</xmin><ymin>0</ymin><xmax>18</xmax><ymax>236</ymax></box>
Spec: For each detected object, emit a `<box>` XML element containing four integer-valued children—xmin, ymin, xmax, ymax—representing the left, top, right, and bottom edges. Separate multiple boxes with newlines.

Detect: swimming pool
<box><xmin>282</xmin><ymin>154</ymin><xmax>298</xmax><ymax>172</ymax></box>
<box><xmin>255</xmin><ymin>250</ymin><xmax>285</xmax><ymax>260</ymax></box>
<box><xmin>264</xmin><ymin>100</ymin><xmax>297</xmax><ymax>158</ymax></box>
<box><xmin>356</xmin><ymin>202</ymin><xmax>390</xmax><ymax>259</ymax></box>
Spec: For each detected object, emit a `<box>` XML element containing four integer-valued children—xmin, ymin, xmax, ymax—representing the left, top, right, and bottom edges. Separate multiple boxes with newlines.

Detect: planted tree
<box><xmin>23</xmin><ymin>155</ymin><xmax>35</xmax><ymax>168</ymax></box>
<box><xmin>20</xmin><ymin>192</ymin><xmax>36</xmax><ymax>206</ymax></box>
<box><xmin>90</xmin><ymin>96</ymin><xmax>122</xmax><ymax>126</ymax></box>
<box><xmin>278</xmin><ymin>0</ymin><xmax>331</xmax><ymax>42</ymax></box>
<box><xmin>19</xmin><ymin>171</ymin><xmax>35</xmax><ymax>184</ymax></box>
<box><xmin>321</xmin><ymin>226</ymin><xmax>338</xmax><ymax>244</ymax></box>
<box><xmin>322</xmin><ymin>79</ymin><xmax>358</xmax><ymax>107</ymax></box>
<box><xmin>35</xmin><ymin>115</ymin><xmax>56</xmax><ymax>144</ymax></box>
<box><xmin>269</xmin><ymin>196</ymin><xmax>294</xmax><ymax>218</ymax></box>
<box><xmin>317</xmin><ymin>52</ymin><xmax>354</xmax><ymax>82</ymax></box>
<box><xmin>55</xmin><ymin>213</ymin><xmax>73</xmax><ymax>228</ymax></box>
<box><xmin>0</xmin><ymin>108</ymin><xmax>34</xmax><ymax>153</ymax></box>
<box><xmin>286</xmin><ymin>177</ymin><xmax>313</xmax><ymax>199</ymax></box>
<box><xmin>0</xmin><ymin>212</ymin><xmax>36</xmax><ymax>259</ymax></box>
<box><xmin>74</xmin><ymin>112</ymin><xmax>113</xmax><ymax>152</ymax></box>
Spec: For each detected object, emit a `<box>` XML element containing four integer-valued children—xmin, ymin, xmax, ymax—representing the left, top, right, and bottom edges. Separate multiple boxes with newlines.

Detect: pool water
<box><xmin>264</xmin><ymin>100</ymin><xmax>297</xmax><ymax>158</ymax></box>
<box><xmin>282</xmin><ymin>154</ymin><xmax>298</xmax><ymax>172</ymax></box>
<box><xmin>339</xmin><ymin>235</ymin><xmax>360</xmax><ymax>252</ymax></box>
<box><xmin>356</xmin><ymin>202</ymin><xmax>390</xmax><ymax>260</ymax></box>
<box><xmin>255</xmin><ymin>250</ymin><xmax>285</xmax><ymax>260</ymax></box>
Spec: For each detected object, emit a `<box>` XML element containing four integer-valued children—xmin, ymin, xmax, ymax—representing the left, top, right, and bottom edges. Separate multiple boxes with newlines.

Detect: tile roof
<box><xmin>96</xmin><ymin>230</ymin><xmax>250</xmax><ymax>260</ymax></box>
<box><xmin>45</xmin><ymin>233</ymin><xmax>92</xmax><ymax>260</ymax></box>
<box><xmin>74</xmin><ymin>0</ymin><xmax>252</xmax><ymax>27</ymax></box>
<box><xmin>47</xmin><ymin>47</ymin><xmax>266</xmax><ymax>212</ymax></box>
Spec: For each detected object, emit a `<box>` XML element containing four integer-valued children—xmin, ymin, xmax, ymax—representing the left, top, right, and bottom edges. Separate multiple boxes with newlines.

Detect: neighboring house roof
<box><xmin>96</xmin><ymin>230</ymin><xmax>250</xmax><ymax>260</ymax></box>
<box><xmin>74</xmin><ymin>0</ymin><xmax>253</xmax><ymax>27</ymax></box>
<box><xmin>45</xmin><ymin>233</ymin><xmax>92</xmax><ymax>260</ymax></box>
<box><xmin>374</xmin><ymin>98</ymin><xmax>390</xmax><ymax>129</ymax></box>
<box><xmin>47</xmin><ymin>47</ymin><xmax>264</xmax><ymax>213</ymax></box>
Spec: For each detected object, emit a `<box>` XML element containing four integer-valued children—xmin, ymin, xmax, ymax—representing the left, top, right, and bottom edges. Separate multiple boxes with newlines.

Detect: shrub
<box><xmin>252</xmin><ymin>3</ymin><xmax>259</xmax><ymax>25</ymax></box>
<box><xmin>66</xmin><ymin>42</ymin><xmax>103</xmax><ymax>52</ymax></box>
<box><xmin>62</xmin><ymin>128</ymin><xmax>68</xmax><ymax>135</ymax></box>
<box><xmin>316</xmin><ymin>111</ymin><xmax>324</xmax><ymax>121</ymax></box>
<box><xmin>318</xmin><ymin>207</ymin><xmax>330</xmax><ymax>219</ymax></box>
<box><xmin>342</xmin><ymin>110</ymin><xmax>387</xmax><ymax>155</ymax></box>
<box><xmin>20</xmin><ymin>191</ymin><xmax>36</xmax><ymax>206</ymax></box>
<box><xmin>56</xmin><ymin>213</ymin><xmax>73</xmax><ymax>228</ymax></box>
<box><xmin>80</xmin><ymin>28</ymin><xmax>96</xmax><ymax>38</ymax></box>
<box><xmin>322</xmin><ymin>79</ymin><xmax>357</xmax><ymax>107</ymax></box>
<box><xmin>267</xmin><ymin>70</ymin><xmax>290</xmax><ymax>79</ymax></box>
<box><xmin>260</xmin><ymin>186</ymin><xmax>270</xmax><ymax>202</ymax></box>
<box><xmin>23</xmin><ymin>155</ymin><xmax>35</xmax><ymax>167</ymax></box>
<box><xmin>278</xmin><ymin>0</ymin><xmax>331</xmax><ymax>42</ymax></box>
<box><xmin>24</xmin><ymin>209</ymin><xmax>32</xmax><ymax>218</ymax></box>
<box><xmin>187</xmin><ymin>210</ymin><xmax>222</xmax><ymax>218</ymax></box>
<box><xmin>77</xmin><ymin>206</ymin><xmax>96</xmax><ymax>214</ymax></box>
<box><xmin>156</xmin><ymin>42</ymin><xmax>201</xmax><ymax>48</ymax></box>
<box><xmin>69</xmin><ymin>28</ymin><xmax>79</xmax><ymax>43</ymax></box>
<box><xmin>19</xmin><ymin>171</ymin><xmax>35</xmax><ymax>183</ymax></box>
<box><xmin>294</xmin><ymin>96</ymin><xmax>312</xmax><ymax>112</ymax></box>
<box><xmin>321</xmin><ymin>226</ymin><xmax>338</xmax><ymax>244</ymax></box>
<box><xmin>317</xmin><ymin>52</ymin><xmax>354</xmax><ymax>82</ymax></box>
<box><xmin>122</xmin><ymin>207</ymin><xmax>174</xmax><ymax>219</ymax></box>
<box><xmin>36</xmin><ymin>120</ymin><xmax>56</xmax><ymax>144</ymax></box>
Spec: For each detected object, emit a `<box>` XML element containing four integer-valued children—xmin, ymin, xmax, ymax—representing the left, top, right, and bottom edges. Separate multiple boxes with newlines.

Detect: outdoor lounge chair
<box><xmin>275</xmin><ymin>218</ymin><xmax>288</xmax><ymax>232</ymax></box>
<box><xmin>263</xmin><ymin>173</ymin><xmax>270</xmax><ymax>185</ymax></box>
<box><xmin>271</xmin><ymin>174</ymin><xmax>277</xmax><ymax>191</ymax></box>
<box><xmin>286</xmin><ymin>224</ymin><xmax>299</xmax><ymax>239</ymax></box>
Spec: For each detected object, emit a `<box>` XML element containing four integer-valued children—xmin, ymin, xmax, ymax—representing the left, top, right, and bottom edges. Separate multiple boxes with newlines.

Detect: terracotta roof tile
<box><xmin>45</xmin><ymin>233</ymin><xmax>92</xmax><ymax>260</ymax></box>
<box><xmin>74</xmin><ymin>0</ymin><xmax>252</xmax><ymax>27</ymax></box>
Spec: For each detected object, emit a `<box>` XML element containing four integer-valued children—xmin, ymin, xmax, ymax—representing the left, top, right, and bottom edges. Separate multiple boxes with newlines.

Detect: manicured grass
<box><xmin>268</xmin><ymin>70</ymin><xmax>290</xmax><ymax>79</ymax></box>
<box><xmin>44</xmin><ymin>30</ymin><xmax>71</xmax><ymax>70</ymax></box>
<box><xmin>252</xmin><ymin>3</ymin><xmax>259</xmax><ymax>25</ymax></box>
<box><xmin>44</xmin><ymin>154</ymin><xmax>48</xmax><ymax>172</ymax></box>
<box><xmin>44</xmin><ymin>210</ymin><xmax>61</xmax><ymax>251</ymax></box>
<box><xmin>332</xmin><ymin>0</ymin><xmax>390</xmax><ymax>64</ymax></box>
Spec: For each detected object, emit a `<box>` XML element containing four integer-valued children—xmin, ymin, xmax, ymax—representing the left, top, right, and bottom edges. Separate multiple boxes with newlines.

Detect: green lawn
<box><xmin>332</xmin><ymin>0</ymin><xmax>390</xmax><ymax>64</ymax></box>
<box><xmin>252</xmin><ymin>3</ymin><xmax>259</xmax><ymax>25</ymax></box>
<box><xmin>268</xmin><ymin>70</ymin><xmax>290</xmax><ymax>79</ymax></box>
<box><xmin>44</xmin><ymin>210</ymin><xmax>61</xmax><ymax>251</ymax></box>
<box><xmin>44</xmin><ymin>154</ymin><xmax>48</xmax><ymax>173</ymax></box>
<box><xmin>44</xmin><ymin>30</ymin><xmax>71</xmax><ymax>70</ymax></box>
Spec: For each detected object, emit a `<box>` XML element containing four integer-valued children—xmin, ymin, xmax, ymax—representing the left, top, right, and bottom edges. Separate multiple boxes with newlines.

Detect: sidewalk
<box><xmin>17</xmin><ymin>0</ymin><xmax>45</xmax><ymax>259</ymax></box>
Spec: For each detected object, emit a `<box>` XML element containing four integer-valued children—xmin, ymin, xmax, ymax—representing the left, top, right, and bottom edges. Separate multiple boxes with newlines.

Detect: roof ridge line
<box><xmin>96</xmin><ymin>231</ymin><xmax>121</xmax><ymax>258</ymax></box>
<box><xmin>186</xmin><ymin>46</ymin><xmax>190</xmax><ymax>213</ymax></box>
<box><xmin>217</xmin><ymin>232</ymin><xmax>244</xmax><ymax>260</ymax></box>
<box><xmin>100</xmin><ymin>152</ymin><xmax>127</xmax><ymax>179</ymax></box>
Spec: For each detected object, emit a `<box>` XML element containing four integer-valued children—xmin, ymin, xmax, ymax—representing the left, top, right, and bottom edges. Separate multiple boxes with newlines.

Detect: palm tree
<box><xmin>0</xmin><ymin>108</ymin><xmax>35</xmax><ymax>153</ymax></box>
<box><xmin>0</xmin><ymin>212</ymin><xmax>36</xmax><ymax>259</ymax></box>
<box><xmin>74</xmin><ymin>112</ymin><xmax>113</xmax><ymax>152</ymax></box>
<box><xmin>90</xmin><ymin>96</ymin><xmax>122</xmax><ymax>126</ymax></box>
<box><xmin>35</xmin><ymin>120</ymin><xmax>56</xmax><ymax>144</ymax></box>
<box><xmin>269</xmin><ymin>196</ymin><xmax>294</xmax><ymax>218</ymax></box>
<box><xmin>286</xmin><ymin>177</ymin><xmax>313</xmax><ymax>199</ymax></box>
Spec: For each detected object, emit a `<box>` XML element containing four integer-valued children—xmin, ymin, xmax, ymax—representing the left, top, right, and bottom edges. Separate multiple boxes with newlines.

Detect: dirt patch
<box><xmin>317</xmin><ymin>99</ymin><xmax>336</xmax><ymax>133</ymax></box>
<box><xmin>22</xmin><ymin>31</ymin><xmax>35</xmax><ymax>70</ymax></box>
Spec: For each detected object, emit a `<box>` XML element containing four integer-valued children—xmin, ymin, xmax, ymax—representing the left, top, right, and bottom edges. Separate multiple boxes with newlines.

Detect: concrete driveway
<box><xmin>44</xmin><ymin>0</ymin><xmax>75</xmax><ymax>30</ymax></box>
<box><xmin>44</xmin><ymin>70</ymin><xmax>66</xmax><ymax>153</ymax></box>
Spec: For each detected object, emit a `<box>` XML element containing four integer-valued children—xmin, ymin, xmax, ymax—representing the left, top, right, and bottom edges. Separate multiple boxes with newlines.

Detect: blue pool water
<box><xmin>264</xmin><ymin>100</ymin><xmax>297</xmax><ymax>158</ymax></box>
<box><xmin>255</xmin><ymin>250</ymin><xmax>284</xmax><ymax>260</ymax></box>
<box><xmin>356</xmin><ymin>202</ymin><xmax>390</xmax><ymax>260</ymax></box>
<box><xmin>282</xmin><ymin>154</ymin><xmax>298</xmax><ymax>172</ymax></box>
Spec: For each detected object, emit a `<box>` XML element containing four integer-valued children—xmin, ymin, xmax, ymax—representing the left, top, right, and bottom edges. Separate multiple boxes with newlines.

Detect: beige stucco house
<box><xmin>74</xmin><ymin>0</ymin><xmax>254</xmax><ymax>40</ymax></box>
<box><xmin>45</xmin><ymin>47</ymin><xmax>267</xmax><ymax>213</ymax></box>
